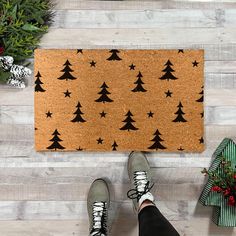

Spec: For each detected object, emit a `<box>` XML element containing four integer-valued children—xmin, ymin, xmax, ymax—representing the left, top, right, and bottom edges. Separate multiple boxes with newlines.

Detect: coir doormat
<box><xmin>34</xmin><ymin>49</ymin><xmax>204</xmax><ymax>152</ymax></box>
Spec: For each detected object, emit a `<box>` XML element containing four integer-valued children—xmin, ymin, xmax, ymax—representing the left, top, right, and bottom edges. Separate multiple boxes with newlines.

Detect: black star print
<box><xmin>178</xmin><ymin>49</ymin><xmax>184</xmax><ymax>53</ymax></box>
<box><xmin>201</xmin><ymin>112</ymin><xmax>204</xmax><ymax>118</ymax></box>
<box><xmin>199</xmin><ymin>137</ymin><xmax>204</xmax><ymax>144</ymax></box>
<box><xmin>100</xmin><ymin>111</ymin><xmax>106</xmax><ymax>118</ymax></box>
<box><xmin>97</xmin><ymin>137</ymin><xmax>103</xmax><ymax>144</ymax></box>
<box><xmin>46</xmin><ymin>111</ymin><xmax>52</xmax><ymax>118</ymax></box>
<box><xmin>192</xmin><ymin>60</ymin><xmax>199</xmax><ymax>67</ymax></box>
<box><xmin>129</xmin><ymin>63</ymin><xmax>136</xmax><ymax>70</ymax></box>
<box><xmin>147</xmin><ymin>111</ymin><xmax>154</xmax><ymax>118</ymax></box>
<box><xmin>90</xmin><ymin>60</ymin><xmax>96</xmax><ymax>67</ymax></box>
<box><xmin>77</xmin><ymin>49</ymin><xmax>83</xmax><ymax>54</ymax></box>
<box><xmin>64</xmin><ymin>90</ymin><xmax>71</xmax><ymax>97</ymax></box>
<box><xmin>76</xmin><ymin>147</ymin><xmax>83</xmax><ymax>151</ymax></box>
<box><xmin>165</xmin><ymin>90</ymin><xmax>172</xmax><ymax>97</ymax></box>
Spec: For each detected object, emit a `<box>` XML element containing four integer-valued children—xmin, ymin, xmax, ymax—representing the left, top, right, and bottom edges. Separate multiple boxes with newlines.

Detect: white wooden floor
<box><xmin>1</xmin><ymin>0</ymin><xmax>236</xmax><ymax>235</ymax></box>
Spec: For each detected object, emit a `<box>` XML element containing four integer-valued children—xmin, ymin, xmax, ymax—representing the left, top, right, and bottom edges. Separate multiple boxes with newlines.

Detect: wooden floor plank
<box><xmin>0</xmin><ymin>218</ymin><xmax>234</xmax><ymax>236</ymax></box>
<box><xmin>0</xmin><ymin>200</ymin><xmax>211</xmax><ymax>221</ymax></box>
<box><xmin>52</xmin><ymin>9</ymin><xmax>219</xmax><ymax>29</ymax></box>
<box><xmin>0</xmin><ymin>154</ymin><xmax>213</xmax><ymax>167</ymax></box>
<box><xmin>39</xmin><ymin>28</ymin><xmax>236</xmax><ymax>46</ymax></box>
<box><xmin>54</xmin><ymin>0</ymin><xmax>236</xmax><ymax>10</ymax></box>
<box><xmin>0</xmin><ymin>183</ymin><xmax>204</xmax><ymax>201</ymax></box>
<box><xmin>0</xmin><ymin>167</ymin><xmax>205</xmax><ymax>185</ymax></box>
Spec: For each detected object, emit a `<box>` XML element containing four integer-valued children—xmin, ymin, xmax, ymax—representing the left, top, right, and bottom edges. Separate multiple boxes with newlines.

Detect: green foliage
<box><xmin>0</xmin><ymin>67</ymin><xmax>11</xmax><ymax>81</ymax></box>
<box><xmin>0</xmin><ymin>0</ymin><xmax>54</xmax><ymax>62</ymax></box>
<box><xmin>202</xmin><ymin>157</ymin><xmax>236</xmax><ymax>203</ymax></box>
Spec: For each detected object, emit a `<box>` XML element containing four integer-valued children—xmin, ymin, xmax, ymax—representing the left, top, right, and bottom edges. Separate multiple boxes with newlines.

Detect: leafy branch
<box><xmin>0</xmin><ymin>0</ymin><xmax>54</xmax><ymax>62</ymax></box>
<box><xmin>202</xmin><ymin>157</ymin><xmax>236</xmax><ymax>206</ymax></box>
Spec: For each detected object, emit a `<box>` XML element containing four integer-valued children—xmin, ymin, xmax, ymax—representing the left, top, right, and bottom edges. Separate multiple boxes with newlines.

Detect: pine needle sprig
<box><xmin>0</xmin><ymin>0</ymin><xmax>54</xmax><ymax>62</ymax></box>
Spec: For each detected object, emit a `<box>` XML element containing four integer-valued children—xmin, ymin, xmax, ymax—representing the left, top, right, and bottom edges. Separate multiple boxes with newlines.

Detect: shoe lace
<box><xmin>127</xmin><ymin>171</ymin><xmax>154</xmax><ymax>202</ymax></box>
<box><xmin>90</xmin><ymin>202</ymin><xmax>107</xmax><ymax>236</ymax></box>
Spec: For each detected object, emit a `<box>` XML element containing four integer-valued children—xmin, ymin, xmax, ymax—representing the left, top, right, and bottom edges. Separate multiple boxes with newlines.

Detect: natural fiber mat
<box><xmin>34</xmin><ymin>49</ymin><xmax>204</xmax><ymax>152</ymax></box>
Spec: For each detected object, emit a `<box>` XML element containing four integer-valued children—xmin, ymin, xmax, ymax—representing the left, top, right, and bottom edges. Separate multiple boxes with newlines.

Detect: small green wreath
<box><xmin>0</xmin><ymin>0</ymin><xmax>54</xmax><ymax>62</ymax></box>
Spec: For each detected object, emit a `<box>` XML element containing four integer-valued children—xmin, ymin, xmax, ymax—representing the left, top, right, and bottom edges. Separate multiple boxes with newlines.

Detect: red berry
<box><xmin>0</xmin><ymin>47</ymin><xmax>4</xmax><ymax>55</ymax></box>
<box><xmin>223</xmin><ymin>188</ymin><xmax>231</xmax><ymax>196</ymax></box>
<box><xmin>228</xmin><ymin>196</ymin><xmax>235</xmax><ymax>206</ymax></box>
<box><xmin>211</xmin><ymin>186</ymin><xmax>222</xmax><ymax>192</ymax></box>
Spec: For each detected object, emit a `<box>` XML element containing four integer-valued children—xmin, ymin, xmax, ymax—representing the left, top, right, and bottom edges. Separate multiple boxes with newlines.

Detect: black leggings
<box><xmin>138</xmin><ymin>206</ymin><xmax>180</xmax><ymax>236</ymax></box>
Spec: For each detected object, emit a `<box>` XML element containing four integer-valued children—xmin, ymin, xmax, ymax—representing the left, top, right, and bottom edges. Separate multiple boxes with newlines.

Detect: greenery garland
<box><xmin>0</xmin><ymin>0</ymin><xmax>54</xmax><ymax>62</ymax></box>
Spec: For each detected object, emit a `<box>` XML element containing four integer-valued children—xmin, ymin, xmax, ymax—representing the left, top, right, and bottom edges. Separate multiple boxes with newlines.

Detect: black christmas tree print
<box><xmin>95</xmin><ymin>82</ymin><xmax>113</xmax><ymax>103</ymax></box>
<box><xmin>35</xmin><ymin>71</ymin><xmax>45</xmax><ymax>92</ymax></box>
<box><xmin>77</xmin><ymin>49</ymin><xmax>83</xmax><ymax>54</ymax></box>
<box><xmin>201</xmin><ymin>111</ymin><xmax>204</xmax><ymax>118</ymax></box>
<box><xmin>159</xmin><ymin>60</ymin><xmax>178</xmax><ymax>81</ymax></box>
<box><xmin>112</xmin><ymin>141</ymin><xmax>118</xmax><ymax>151</ymax></box>
<box><xmin>132</xmin><ymin>71</ymin><xmax>147</xmax><ymax>92</ymax></box>
<box><xmin>120</xmin><ymin>110</ymin><xmax>138</xmax><ymax>131</ymax></box>
<box><xmin>196</xmin><ymin>86</ymin><xmax>204</xmax><ymax>102</ymax></box>
<box><xmin>148</xmin><ymin>129</ymin><xmax>167</xmax><ymax>150</ymax></box>
<box><xmin>107</xmin><ymin>49</ymin><xmax>122</xmax><ymax>61</ymax></box>
<box><xmin>76</xmin><ymin>147</ymin><xmax>83</xmax><ymax>151</ymax></box>
<box><xmin>172</xmin><ymin>102</ymin><xmax>187</xmax><ymax>122</ymax></box>
<box><xmin>47</xmin><ymin>129</ymin><xmax>65</xmax><ymax>150</ymax></box>
<box><xmin>199</xmin><ymin>137</ymin><xmax>204</xmax><ymax>144</ymax></box>
<box><xmin>178</xmin><ymin>146</ymin><xmax>184</xmax><ymax>151</ymax></box>
<box><xmin>58</xmin><ymin>60</ymin><xmax>76</xmax><ymax>81</ymax></box>
<box><xmin>71</xmin><ymin>101</ymin><xmax>86</xmax><ymax>123</ymax></box>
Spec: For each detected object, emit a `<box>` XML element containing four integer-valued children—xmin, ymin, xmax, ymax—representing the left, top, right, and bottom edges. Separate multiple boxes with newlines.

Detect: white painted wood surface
<box><xmin>1</xmin><ymin>0</ymin><xmax>236</xmax><ymax>235</ymax></box>
<box><xmin>52</xmin><ymin>9</ymin><xmax>220</xmax><ymax>28</ymax></box>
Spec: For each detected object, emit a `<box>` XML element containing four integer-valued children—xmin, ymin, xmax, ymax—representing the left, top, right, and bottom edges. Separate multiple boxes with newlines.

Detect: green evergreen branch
<box><xmin>0</xmin><ymin>0</ymin><xmax>54</xmax><ymax>62</ymax></box>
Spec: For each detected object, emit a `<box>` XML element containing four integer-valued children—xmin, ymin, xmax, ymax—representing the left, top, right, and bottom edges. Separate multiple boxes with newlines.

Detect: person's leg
<box><xmin>138</xmin><ymin>200</ymin><xmax>179</xmax><ymax>236</ymax></box>
<box><xmin>87</xmin><ymin>179</ymin><xmax>110</xmax><ymax>236</ymax></box>
<box><xmin>127</xmin><ymin>152</ymin><xmax>180</xmax><ymax>236</ymax></box>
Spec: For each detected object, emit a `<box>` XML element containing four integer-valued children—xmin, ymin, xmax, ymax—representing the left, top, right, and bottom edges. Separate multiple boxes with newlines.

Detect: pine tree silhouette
<box><xmin>120</xmin><ymin>110</ymin><xmax>138</xmax><ymax>131</ymax></box>
<box><xmin>71</xmin><ymin>101</ymin><xmax>86</xmax><ymax>123</ymax></box>
<box><xmin>132</xmin><ymin>71</ymin><xmax>147</xmax><ymax>92</ymax></box>
<box><xmin>76</xmin><ymin>146</ymin><xmax>83</xmax><ymax>151</ymax></box>
<box><xmin>58</xmin><ymin>60</ymin><xmax>76</xmax><ymax>80</ymax></box>
<box><xmin>196</xmin><ymin>86</ymin><xmax>204</xmax><ymax>102</ymax></box>
<box><xmin>35</xmin><ymin>71</ymin><xmax>45</xmax><ymax>92</ymax></box>
<box><xmin>172</xmin><ymin>102</ymin><xmax>187</xmax><ymax>122</ymax></box>
<box><xmin>112</xmin><ymin>141</ymin><xmax>118</xmax><ymax>151</ymax></box>
<box><xmin>95</xmin><ymin>82</ymin><xmax>113</xmax><ymax>103</ymax></box>
<box><xmin>159</xmin><ymin>60</ymin><xmax>178</xmax><ymax>81</ymax></box>
<box><xmin>148</xmin><ymin>129</ymin><xmax>167</xmax><ymax>150</ymax></box>
<box><xmin>107</xmin><ymin>49</ymin><xmax>122</xmax><ymax>61</ymax></box>
<box><xmin>47</xmin><ymin>129</ymin><xmax>65</xmax><ymax>150</ymax></box>
<box><xmin>178</xmin><ymin>146</ymin><xmax>184</xmax><ymax>151</ymax></box>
